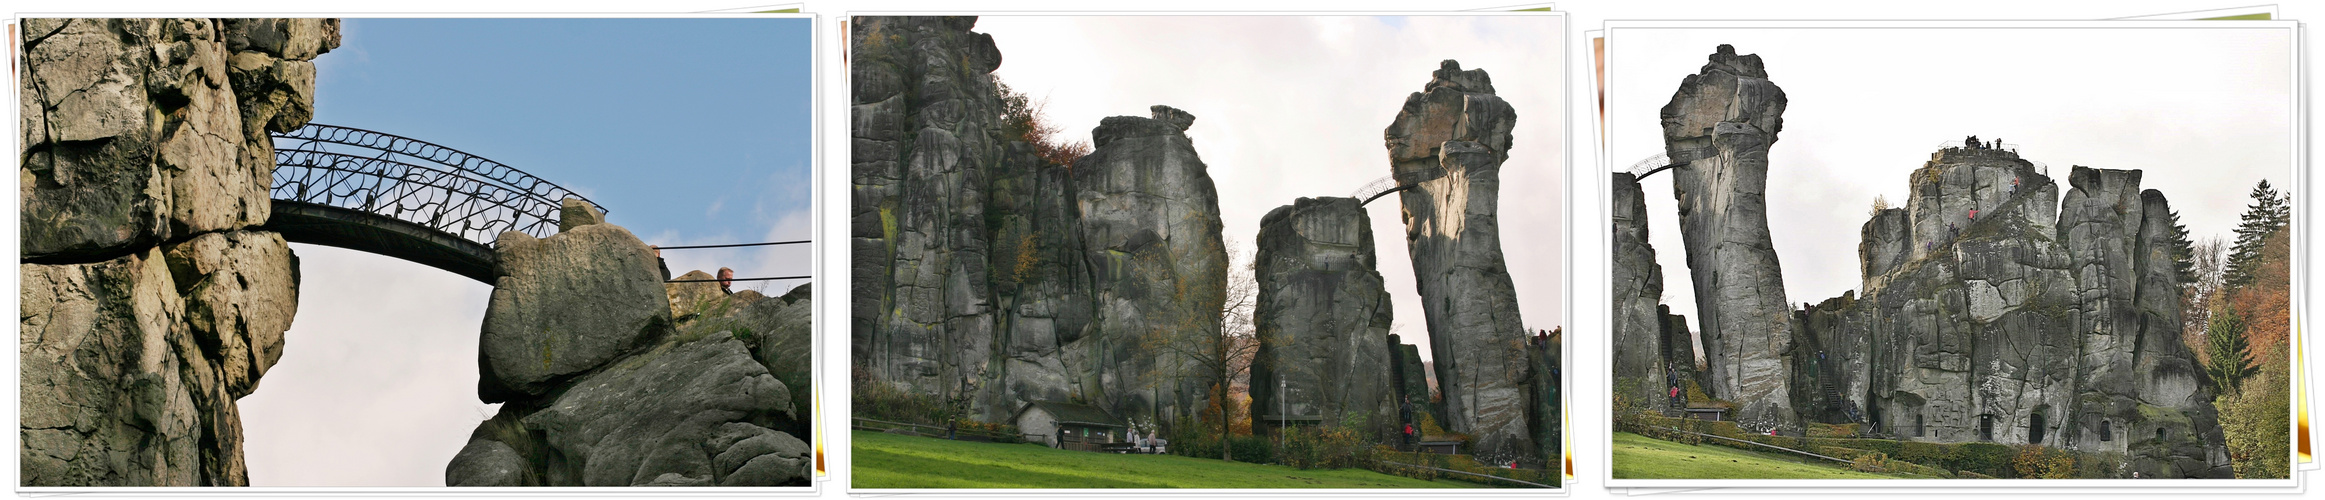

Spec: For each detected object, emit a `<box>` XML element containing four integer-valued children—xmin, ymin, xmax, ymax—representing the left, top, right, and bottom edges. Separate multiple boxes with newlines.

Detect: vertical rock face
<box><xmin>1251</xmin><ymin>197</ymin><xmax>1394</xmax><ymax>439</ymax></box>
<box><xmin>1383</xmin><ymin>60</ymin><xmax>1533</xmax><ymax>457</ymax></box>
<box><xmin>448</xmin><ymin>208</ymin><xmax>813</xmax><ymax>486</ymax></box>
<box><xmin>1525</xmin><ymin>333</ymin><xmax>1561</xmax><ymax>468</ymax></box>
<box><xmin>1388</xmin><ymin>336</ymin><xmax>1439</xmax><ymax>428</ymax></box>
<box><xmin>1659</xmin><ymin>45</ymin><xmax>1796</xmax><ymax>430</ymax></box>
<box><xmin>850</xmin><ymin>16</ymin><xmax>1009</xmax><ymax>417</ymax></box>
<box><xmin>852</xmin><ymin>17</ymin><xmax>1229</xmax><ymax>426</ymax></box>
<box><xmin>1609</xmin><ymin>173</ymin><xmax>1668</xmax><ymax>411</ymax></box>
<box><xmin>477</xmin><ymin>222</ymin><xmax>671</xmax><ymax>401</ymax></box>
<box><xmin>1072</xmin><ymin>105</ymin><xmax>1228</xmax><ymax>424</ymax></box>
<box><xmin>984</xmin><ymin>140</ymin><xmax>1095</xmax><ymax>421</ymax></box>
<box><xmin>19</xmin><ymin>18</ymin><xmax>334</xmax><ymax>486</ymax></box>
<box><xmin>1800</xmin><ymin>148</ymin><xmax>2228</xmax><ymax>477</ymax></box>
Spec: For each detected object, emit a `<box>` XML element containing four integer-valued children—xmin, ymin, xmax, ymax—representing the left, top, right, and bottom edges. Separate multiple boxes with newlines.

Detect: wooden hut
<box><xmin>1012</xmin><ymin>401</ymin><xmax>1131</xmax><ymax>452</ymax></box>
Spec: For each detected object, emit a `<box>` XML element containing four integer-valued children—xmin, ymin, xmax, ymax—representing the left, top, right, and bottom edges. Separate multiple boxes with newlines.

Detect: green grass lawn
<box><xmin>852</xmin><ymin>430</ymin><xmax>1473</xmax><ymax>488</ymax></box>
<box><xmin>1612</xmin><ymin>432</ymin><xmax>1912</xmax><ymax>479</ymax></box>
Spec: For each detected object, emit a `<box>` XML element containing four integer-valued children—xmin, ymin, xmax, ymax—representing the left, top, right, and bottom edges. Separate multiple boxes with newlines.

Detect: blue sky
<box><xmin>239</xmin><ymin>17</ymin><xmax>814</xmax><ymax>486</ymax></box>
<box><xmin>311</xmin><ymin>17</ymin><xmax>816</xmax><ymax>288</ymax></box>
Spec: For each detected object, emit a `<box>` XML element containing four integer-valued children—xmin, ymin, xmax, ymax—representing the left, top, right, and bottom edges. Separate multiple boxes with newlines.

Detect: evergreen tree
<box><xmin>2204</xmin><ymin>306</ymin><xmax>2260</xmax><ymax>396</ymax></box>
<box><xmin>2225</xmin><ymin>180</ymin><xmax>2289</xmax><ymax>289</ymax></box>
<box><xmin>2168</xmin><ymin>209</ymin><xmax>2195</xmax><ymax>285</ymax></box>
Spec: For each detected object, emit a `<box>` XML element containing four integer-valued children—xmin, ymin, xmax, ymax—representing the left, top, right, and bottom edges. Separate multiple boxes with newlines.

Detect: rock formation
<box><xmin>850</xmin><ymin>15</ymin><xmax>1012</xmax><ymax>420</ymax></box>
<box><xmin>1251</xmin><ymin>197</ymin><xmax>1394</xmax><ymax>439</ymax></box>
<box><xmin>1388</xmin><ymin>336</ymin><xmax>1439</xmax><ymax>429</ymax></box>
<box><xmin>1803</xmin><ymin>145</ymin><xmax>2230</xmax><ymax>477</ymax></box>
<box><xmin>1073</xmin><ymin>105</ymin><xmax>1229</xmax><ymax>425</ymax></box>
<box><xmin>1610</xmin><ymin>45</ymin><xmax>2228</xmax><ymax>477</ymax></box>
<box><xmin>19</xmin><ymin>18</ymin><xmax>336</xmax><ymax>486</ymax></box>
<box><xmin>1659</xmin><ymin>45</ymin><xmax>1797</xmax><ymax>431</ymax></box>
<box><xmin>1609</xmin><ymin>173</ymin><xmax>1669</xmax><ymax>411</ymax></box>
<box><xmin>1382</xmin><ymin>60</ymin><xmax>1534</xmax><ymax>458</ymax></box>
<box><xmin>445</xmin><ymin>203</ymin><xmax>812</xmax><ymax>486</ymax></box>
<box><xmin>851</xmin><ymin>16</ymin><xmax>1228</xmax><ymax>426</ymax></box>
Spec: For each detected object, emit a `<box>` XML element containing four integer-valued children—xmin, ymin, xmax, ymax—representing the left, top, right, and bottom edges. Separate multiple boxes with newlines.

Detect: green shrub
<box><xmin>1947</xmin><ymin>442</ymin><xmax>2014</xmax><ymax>477</ymax></box>
<box><xmin>2010</xmin><ymin>444</ymin><xmax>2077</xmax><ymax>479</ymax></box>
<box><xmin>850</xmin><ymin>364</ymin><xmax>961</xmax><ymax>426</ymax></box>
<box><xmin>1280</xmin><ymin>426</ymin><xmax>1378</xmax><ymax>470</ymax></box>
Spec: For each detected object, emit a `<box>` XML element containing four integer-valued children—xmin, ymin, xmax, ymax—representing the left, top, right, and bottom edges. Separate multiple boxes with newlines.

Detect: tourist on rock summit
<box><xmin>652</xmin><ymin>245</ymin><xmax>671</xmax><ymax>281</ymax></box>
<box><xmin>718</xmin><ymin>267</ymin><xmax>736</xmax><ymax>295</ymax></box>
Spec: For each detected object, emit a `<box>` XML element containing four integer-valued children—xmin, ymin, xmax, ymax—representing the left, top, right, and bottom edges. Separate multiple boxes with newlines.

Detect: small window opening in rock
<box><xmin>1978</xmin><ymin>414</ymin><xmax>1994</xmax><ymax>441</ymax></box>
<box><xmin>2099</xmin><ymin>420</ymin><xmax>2113</xmax><ymax>442</ymax></box>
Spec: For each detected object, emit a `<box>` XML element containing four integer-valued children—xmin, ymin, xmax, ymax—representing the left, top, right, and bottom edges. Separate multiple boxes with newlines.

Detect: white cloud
<box><xmin>238</xmin><ymin>244</ymin><xmax>496</xmax><ymax>486</ymax></box>
<box><xmin>978</xmin><ymin>15</ymin><xmax>1567</xmax><ymax>361</ymax></box>
<box><xmin>1605</xmin><ymin>26</ymin><xmax>2295</xmax><ymax>325</ymax></box>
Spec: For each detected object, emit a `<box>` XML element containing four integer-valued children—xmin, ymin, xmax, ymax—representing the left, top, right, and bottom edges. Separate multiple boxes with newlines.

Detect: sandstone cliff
<box><xmin>1251</xmin><ymin>197</ymin><xmax>1394</xmax><ymax>439</ymax></box>
<box><xmin>850</xmin><ymin>16</ymin><xmax>1228</xmax><ymax>425</ymax></box>
<box><xmin>1660</xmin><ymin>44</ymin><xmax>1797</xmax><ymax>431</ymax></box>
<box><xmin>445</xmin><ymin>205</ymin><xmax>812</xmax><ymax>486</ymax></box>
<box><xmin>19</xmin><ymin>18</ymin><xmax>336</xmax><ymax>486</ymax></box>
<box><xmin>1382</xmin><ymin>60</ymin><xmax>1535</xmax><ymax>458</ymax></box>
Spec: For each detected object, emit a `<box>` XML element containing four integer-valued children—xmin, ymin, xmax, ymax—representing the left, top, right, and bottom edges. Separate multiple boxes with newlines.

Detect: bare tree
<box><xmin>1144</xmin><ymin>237</ymin><xmax>1259</xmax><ymax>461</ymax></box>
<box><xmin>2184</xmin><ymin>237</ymin><xmax>2227</xmax><ymax>349</ymax></box>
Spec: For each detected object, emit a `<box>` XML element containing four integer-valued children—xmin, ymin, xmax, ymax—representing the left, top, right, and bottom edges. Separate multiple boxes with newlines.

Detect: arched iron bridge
<box><xmin>263</xmin><ymin>123</ymin><xmax>604</xmax><ymax>283</ymax></box>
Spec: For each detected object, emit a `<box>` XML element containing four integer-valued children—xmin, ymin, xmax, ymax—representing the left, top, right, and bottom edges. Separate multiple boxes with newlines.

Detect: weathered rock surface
<box><xmin>852</xmin><ymin>16</ymin><xmax>1233</xmax><ymax>427</ymax></box>
<box><xmin>1799</xmin><ymin>147</ymin><xmax>2229</xmax><ymax>477</ymax></box>
<box><xmin>478</xmin><ymin>207</ymin><xmax>672</xmax><ymax>401</ymax></box>
<box><xmin>1660</xmin><ymin>45</ymin><xmax>1797</xmax><ymax>431</ymax></box>
<box><xmin>1073</xmin><ymin>105</ymin><xmax>1229</xmax><ymax>424</ymax></box>
<box><xmin>849</xmin><ymin>15</ymin><xmax>1010</xmax><ymax>418</ymax></box>
<box><xmin>1383</xmin><ymin>60</ymin><xmax>1534</xmax><ymax>458</ymax></box>
<box><xmin>1388</xmin><ymin>335</ymin><xmax>1439</xmax><ymax>428</ymax></box>
<box><xmin>1610</xmin><ymin>173</ymin><xmax>1668</xmax><ymax>411</ymax></box>
<box><xmin>1251</xmin><ymin>197</ymin><xmax>1394</xmax><ymax>439</ymax></box>
<box><xmin>520</xmin><ymin>336</ymin><xmax>796</xmax><ymax>486</ymax></box>
<box><xmin>453</xmin><ymin>217</ymin><xmax>813</xmax><ymax>486</ymax></box>
<box><xmin>19</xmin><ymin>17</ymin><xmax>333</xmax><ymax>487</ymax></box>
<box><xmin>20</xmin><ymin>18</ymin><xmax>334</xmax><ymax>261</ymax></box>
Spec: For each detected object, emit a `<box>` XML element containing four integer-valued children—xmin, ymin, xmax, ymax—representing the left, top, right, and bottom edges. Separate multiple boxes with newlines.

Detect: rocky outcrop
<box><xmin>1073</xmin><ymin>105</ymin><xmax>1229</xmax><ymax>424</ymax></box>
<box><xmin>1382</xmin><ymin>60</ymin><xmax>1534</xmax><ymax>458</ymax></box>
<box><xmin>850</xmin><ymin>15</ymin><xmax>1014</xmax><ymax>420</ymax></box>
<box><xmin>1610</xmin><ymin>173</ymin><xmax>1668</xmax><ymax>411</ymax></box>
<box><xmin>1251</xmin><ymin>197</ymin><xmax>1394</xmax><ymax>439</ymax></box>
<box><xmin>477</xmin><ymin>220</ymin><xmax>670</xmax><ymax>401</ymax></box>
<box><xmin>1800</xmin><ymin>147</ymin><xmax>2229</xmax><ymax>477</ymax></box>
<box><xmin>1388</xmin><ymin>335</ymin><xmax>1439</xmax><ymax>428</ymax></box>
<box><xmin>446</xmin><ymin>205</ymin><xmax>811</xmax><ymax>486</ymax></box>
<box><xmin>19</xmin><ymin>18</ymin><xmax>334</xmax><ymax>486</ymax></box>
<box><xmin>1660</xmin><ymin>45</ymin><xmax>1796</xmax><ymax>431</ymax></box>
<box><xmin>1525</xmin><ymin>332</ymin><xmax>1560</xmax><ymax>468</ymax></box>
<box><xmin>851</xmin><ymin>16</ymin><xmax>1228</xmax><ymax>426</ymax></box>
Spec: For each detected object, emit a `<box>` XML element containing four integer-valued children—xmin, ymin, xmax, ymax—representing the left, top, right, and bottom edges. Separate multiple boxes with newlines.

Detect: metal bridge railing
<box><xmin>270</xmin><ymin>124</ymin><xmax>604</xmax><ymax>245</ymax></box>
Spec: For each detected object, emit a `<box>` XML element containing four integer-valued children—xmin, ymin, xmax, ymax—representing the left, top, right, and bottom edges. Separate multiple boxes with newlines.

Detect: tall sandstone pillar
<box><xmin>1251</xmin><ymin>197</ymin><xmax>1395</xmax><ymax>440</ymax></box>
<box><xmin>1382</xmin><ymin>60</ymin><xmax>1534</xmax><ymax>457</ymax></box>
<box><xmin>1610</xmin><ymin>173</ymin><xmax>1668</xmax><ymax>412</ymax></box>
<box><xmin>19</xmin><ymin>18</ymin><xmax>337</xmax><ymax>485</ymax></box>
<box><xmin>1660</xmin><ymin>45</ymin><xmax>1796</xmax><ymax>430</ymax></box>
<box><xmin>1071</xmin><ymin>105</ymin><xmax>1228</xmax><ymax>425</ymax></box>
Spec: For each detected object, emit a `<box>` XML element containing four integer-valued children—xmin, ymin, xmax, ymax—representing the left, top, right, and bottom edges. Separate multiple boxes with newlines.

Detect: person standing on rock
<box><xmin>652</xmin><ymin>245</ymin><xmax>671</xmax><ymax>281</ymax></box>
<box><xmin>1968</xmin><ymin>209</ymin><xmax>1978</xmax><ymax>220</ymax></box>
<box><xmin>718</xmin><ymin>267</ymin><xmax>736</xmax><ymax>295</ymax></box>
<box><xmin>1966</xmin><ymin>135</ymin><xmax>1980</xmax><ymax>149</ymax></box>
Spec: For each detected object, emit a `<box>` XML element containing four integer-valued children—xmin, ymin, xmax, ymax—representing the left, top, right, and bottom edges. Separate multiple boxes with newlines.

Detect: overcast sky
<box><xmin>235</xmin><ymin>17</ymin><xmax>812</xmax><ymax>486</ymax></box>
<box><xmin>1605</xmin><ymin>25</ymin><xmax>2295</xmax><ymax>326</ymax></box>
<box><xmin>977</xmin><ymin>15</ymin><xmax>1566</xmax><ymax>362</ymax></box>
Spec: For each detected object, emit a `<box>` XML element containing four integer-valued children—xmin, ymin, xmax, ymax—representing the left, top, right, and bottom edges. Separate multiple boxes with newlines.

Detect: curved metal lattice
<box><xmin>1624</xmin><ymin>152</ymin><xmax>1674</xmax><ymax>180</ymax></box>
<box><xmin>1351</xmin><ymin>175</ymin><xmax>1413</xmax><ymax>206</ymax></box>
<box><xmin>270</xmin><ymin>124</ymin><xmax>603</xmax><ymax>245</ymax></box>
